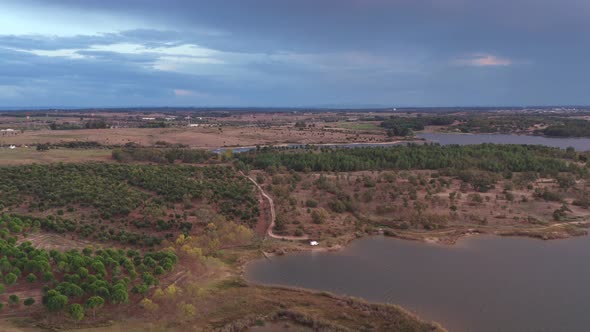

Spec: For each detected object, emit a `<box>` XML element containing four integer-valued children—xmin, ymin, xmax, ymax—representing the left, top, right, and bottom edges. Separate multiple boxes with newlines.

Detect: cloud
<box><xmin>0</xmin><ymin>1</ymin><xmax>151</xmax><ymax>37</ymax></box>
<box><xmin>173</xmin><ymin>89</ymin><xmax>194</xmax><ymax>96</ymax></box>
<box><xmin>452</xmin><ymin>53</ymin><xmax>514</xmax><ymax>67</ymax></box>
<box><xmin>3</xmin><ymin>31</ymin><xmax>426</xmax><ymax>82</ymax></box>
<box><xmin>1</xmin><ymin>0</ymin><xmax>590</xmax><ymax>106</ymax></box>
<box><xmin>8</xmin><ymin>39</ymin><xmax>221</xmax><ymax>61</ymax></box>
<box><xmin>14</xmin><ymin>48</ymin><xmax>87</xmax><ymax>59</ymax></box>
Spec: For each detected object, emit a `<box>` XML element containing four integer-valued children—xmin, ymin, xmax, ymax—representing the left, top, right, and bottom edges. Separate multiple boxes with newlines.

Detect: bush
<box><xmin>4</xmin><ymin>273</ymin><xmax>17</xmax><ymax>285</ymax></box>
<box><xmin>469</xmin><ymin>193</ymin><xmax>484</xmax><ymax>204</ymax></box>
<box><xmin>26</xmin><ymin>273</ymin><xmax>37</xmax><ymax>283</ymax></box>
<box><xmin>328</xmin><ymin>200</ymin><xmax>347</xmax><ymax>213</ymax></box>
<box><xmin>311</xmin><ymin>209</ymin><xmax>328</xmax><ymax>224</ymax></box>
<box><xmin>36</xmin><ymin>144</ymin><xmax>49</xmax><ymax>151</ymax></box>
<box><xmin>305</xmin><ymin>199</ymin><xmax>318</xmax><ymax>208</ymax></box>
<box><xmin>534</xmin><ymin>189</ymin><xmax>562</xmax><ymax>202</ymax></box>
<box><xmin>8</xmin><ymin>295</ymin><xmax>19</xmax><ymax>305</ymax></box>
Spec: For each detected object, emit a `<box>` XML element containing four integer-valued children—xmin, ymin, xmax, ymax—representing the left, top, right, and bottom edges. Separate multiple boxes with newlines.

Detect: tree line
<box><xmin>540</xmin><ymin>119</ymin><xmax>590</xmax><ymax>137</ymax></box>
<box><xmin>381</xmin><ymin>116</ymin><xmax>455</xmax><ymax>136</ymax></box>
<box><xmin>237</xmin><ymin>144</ymin><xmax>588</xmax><ymax>176</ymax></box>
<box><xmin>112</xmin><ymin>147</ymin><xmax>215</xmax><ymax>164</ymax></box>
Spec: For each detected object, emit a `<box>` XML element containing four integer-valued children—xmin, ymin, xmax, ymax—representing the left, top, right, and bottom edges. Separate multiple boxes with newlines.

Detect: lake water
<box><xmin>418</xmin><ymin>133</ymin><xmax>590</xmax><ymax>151</ymax></box>
<box><xmin>245</xmin><ymin>235</ymin><xmax>590</xmax><ymax>332</ymax></box>
<box><xmin>213</xmin><ymin>133</ymin><xmax>590</xmax><ymax>154</ymax></box>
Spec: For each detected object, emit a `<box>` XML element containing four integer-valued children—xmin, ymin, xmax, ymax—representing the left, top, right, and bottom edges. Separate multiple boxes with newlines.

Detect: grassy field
<box><xmin>0</xmin><ymin>125</ymin><xmax>390</xmax><ymax>148</ymax></box>
<box><xmin>333</xmin><ymin>121</ymin><xmax>382</xmax><ymax>131</ymax></box>
<box><xmin>0</xmin><ymin>148</ymin><xmax>111</xmax><ymax>165</ymax></box>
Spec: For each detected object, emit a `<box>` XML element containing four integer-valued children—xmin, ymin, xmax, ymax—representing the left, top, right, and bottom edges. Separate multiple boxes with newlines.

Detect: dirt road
<box><xmin>241</xmin><ymin>171</ymin><xmax>309</xmax><ymax>241</ymax></box>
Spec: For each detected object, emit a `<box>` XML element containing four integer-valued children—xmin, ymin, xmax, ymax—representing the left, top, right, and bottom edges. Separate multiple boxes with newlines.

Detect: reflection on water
<box><xmin>418</xmin><ymin>132</ymin><xmax>590</xmax><ymax>151</ymax></box>
<box><xmin>213</xmin><ymin>133</ymin><xmax>590</xmax><ymax>154</ymax></box>
<box><xmin>245</xmin><ymin>235</ymin><xmax>590</xmax><ymax>332</ymax></box>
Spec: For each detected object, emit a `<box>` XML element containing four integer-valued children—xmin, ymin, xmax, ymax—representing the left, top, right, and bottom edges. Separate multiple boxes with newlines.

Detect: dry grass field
<box><xmin>0</xmin><ymin>125</ymin><xmax>389</xmax><ymax>149</ymax></box>
<box><xmin>0</xmin><ymin>148</ymin><xmax>111</xmax><ymax>165</ymax></box>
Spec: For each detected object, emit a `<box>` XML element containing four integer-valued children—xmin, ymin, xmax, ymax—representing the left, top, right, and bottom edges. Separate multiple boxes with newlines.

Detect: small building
<box><xmin>310</xmin><ymin>241</ymin><xmax>319</xmax><ymax>246</ymax></box>
<box><xmin>141</xmin><ymin>117</ymin><xmax>156</xmax><ymax>120</ymax></box>
<box><xmin>188</xmin><ymin>124</ymin><xmax>200</xmax><ymax>127</ymax></box>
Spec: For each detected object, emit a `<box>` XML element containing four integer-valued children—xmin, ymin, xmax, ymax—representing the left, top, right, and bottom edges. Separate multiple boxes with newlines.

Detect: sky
<box><xmin>0</xmin><ymin>0</ymin><xmax>589</xmax><ymax>108</ymax></box>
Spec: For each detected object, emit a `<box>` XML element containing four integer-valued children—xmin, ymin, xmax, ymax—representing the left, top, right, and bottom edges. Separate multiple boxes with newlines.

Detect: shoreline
<box><xmin>253</xmin><ymin>219</ymin><xmax>590</xmax><ymax>259</ymax></box>
<box><xmin>241</xmin><ymin>223</ymin><xmax>590</xmax><ymax>332</ymax></box>
<box><xmin>209</xmin><ymin>139</ymin><xmax>420</xmax><ymax>152</ymax></box>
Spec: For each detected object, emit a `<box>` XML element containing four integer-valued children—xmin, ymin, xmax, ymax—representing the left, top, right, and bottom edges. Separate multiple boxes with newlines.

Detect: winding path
<box><xmin>241</xmin><ymin>171</ymin><xmax>309</xmax><ymax>241</ymax></box>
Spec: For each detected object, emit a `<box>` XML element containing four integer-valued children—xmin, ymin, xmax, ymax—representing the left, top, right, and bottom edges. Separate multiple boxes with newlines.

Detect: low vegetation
<box><xmin>241</xmin><ymin>144</ymin><xmax>590</xmax><ymax>241</ymax></box>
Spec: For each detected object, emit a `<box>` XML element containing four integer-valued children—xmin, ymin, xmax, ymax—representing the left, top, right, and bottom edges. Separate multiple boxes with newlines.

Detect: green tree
<box><xmin>23</xmin><ymin>298</ymin><xmax>35</xmax><ymax>306</ymax></box>
<box><xmin>58</xmin><ymin>282</ymin><xmax>84</xmax><ymax>297</ymax></box>
<box><xmin>26</xmin><ymin>273</ymin><xmax>37</xmax><ymax>283</ymax></box>
<box><xmin>85</xmin><ymin>296</ymin><xmax>104</xmax><ymax>319</ymax></box>
<box><xmin>69</xmin><ymin>303</ymin><xmax>85</xmax><ymax>321</ymax></box>
<box><xmin>4</xmin><ymin>273</ymin><xmax>17</xmax><ymax>285</ymax></box>
<box><xmin>110</xmin><ymin>285</ymin><xmax>129</xmax><ymax>304</ymax></box>
<box><xmin>45</xmin><ymin>290</ymin><xmax>68</xmax><ymax>312</ymax></box>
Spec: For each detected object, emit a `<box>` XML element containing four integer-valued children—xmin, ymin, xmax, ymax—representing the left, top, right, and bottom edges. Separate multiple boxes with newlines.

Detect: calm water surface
<box><xmin>245</xmin><ymin>235</ymin><xmax>590</xmax><ymax>332</ymax></box>
<box><xmin>214</xmin><ymin>133</ymin><xmax>590</xmax><ymax>153</ymax></box>
<box><xmin>418</xmin><ymin>132</ymin><xmax>590</xmax><ymax>151</ymax></box>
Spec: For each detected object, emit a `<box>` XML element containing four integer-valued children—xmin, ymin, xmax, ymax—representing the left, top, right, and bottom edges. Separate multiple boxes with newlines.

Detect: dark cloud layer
<box><xmin>1</xmin><ymin>0</ymin><xmax>589</xmax><ymax>107</ymax></box>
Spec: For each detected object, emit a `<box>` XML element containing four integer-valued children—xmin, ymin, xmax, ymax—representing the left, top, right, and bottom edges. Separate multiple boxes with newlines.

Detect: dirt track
<box><xmin>241</xmin><ymin>171</ymin><xmax>309</xmax><ymax>241</ymax></box>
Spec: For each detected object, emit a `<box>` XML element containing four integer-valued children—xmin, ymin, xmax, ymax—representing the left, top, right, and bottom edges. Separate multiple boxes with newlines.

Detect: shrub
<box><xmin>311</xmin><ymin>209</ymin><xmax>328</xmax><ymax>224</ymax></box>
<box><xmin>305</xmin><ymin>199</ymin><xmax>318</xmax><ymax>208</ymax></box>
<box><xmin>8</xmin><ymin>295</ymin><xmax>19</xmax><ymax>306</ymax></box>
<box><xmin>26</xmin><ymin>273</ymin><xmax>37</xmax><ymax>283</ymax></box>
